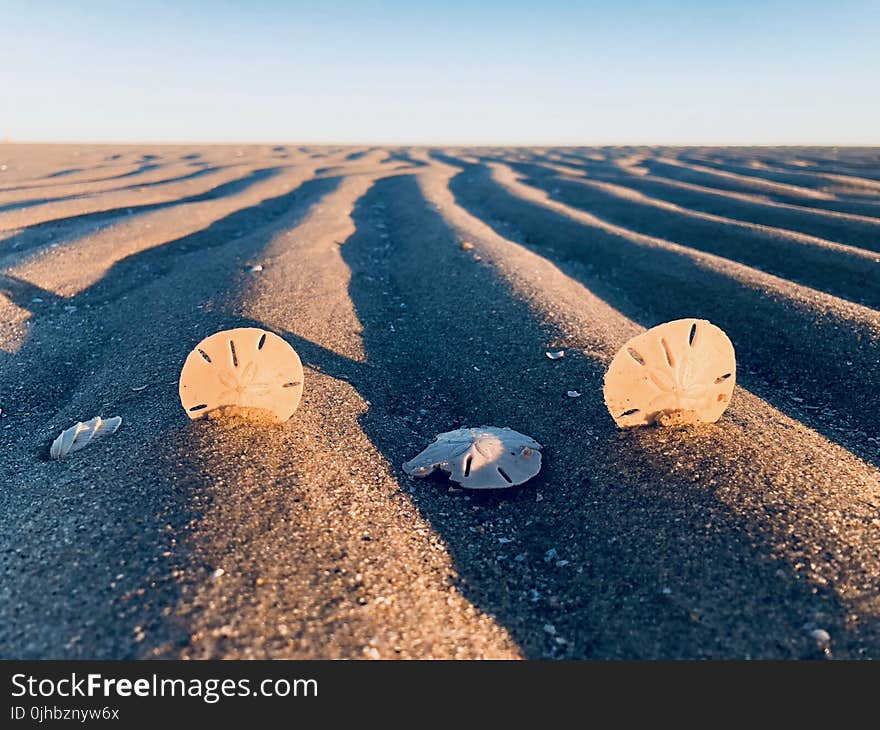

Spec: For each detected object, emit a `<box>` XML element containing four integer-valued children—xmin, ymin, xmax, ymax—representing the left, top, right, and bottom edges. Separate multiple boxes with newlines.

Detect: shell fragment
<box><xmin>178</xmin><ymin>327</ymin><xmax>304</xmax><ymax>423</ymax></box>
<box><xmin>50</xmin><ymin>416</ymin><xmax>122</xmax><ymax>459</ymax></box>
<box><xmin>403</xmin><ymin>426</ymin><xmax>542</xmax><ymax>490</ymax></box>
<box><xmin>603</xmin><ymin>318</ymin><xmax>736</xmax><ymax>428</ymax></box>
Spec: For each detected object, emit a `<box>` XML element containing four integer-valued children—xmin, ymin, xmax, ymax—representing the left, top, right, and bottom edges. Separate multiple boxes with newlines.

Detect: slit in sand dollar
<box><xmin>179</xmin><ymin>327</ymin><xmax>304</xmax><ymax>424</ymax></box>
<box><xmin>403</xmin><ymin>426</ymin><xmax>542</xmax><ymax>490</ymax></box>
<box><xmin>603</xmin><ymin>318</ymin><xmax>736</xmax><ymax>428</ymax></box>
<box><xmin>50</xmin><ymin>416</ymin><xmax>122</xmax><ymax>459</ymax></box>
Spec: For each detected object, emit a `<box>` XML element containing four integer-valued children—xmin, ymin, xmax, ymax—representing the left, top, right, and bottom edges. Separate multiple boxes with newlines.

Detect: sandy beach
<box><xmin>1</xmin><ymin>143</ymin><xmax>878</xmax><ymax>659</ymax></box>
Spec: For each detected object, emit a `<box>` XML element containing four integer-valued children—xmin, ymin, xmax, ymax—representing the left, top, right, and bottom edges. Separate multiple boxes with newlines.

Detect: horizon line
<box><xmin>2</xmin><ymin>138</ymin><xmax>879</xmax><ymax>148</ymax></box>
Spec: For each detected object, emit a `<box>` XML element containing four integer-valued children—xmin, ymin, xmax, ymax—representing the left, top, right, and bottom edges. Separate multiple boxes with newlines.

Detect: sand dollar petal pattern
<box><xmin>179</xmin><ymin>327</ymin><xmax>304</xmax><ymax>423</ymax></box>
<box><xmin>603</xmin><ymin>318</ymin><xmax>736</xmax><ymax>428</ymax></box>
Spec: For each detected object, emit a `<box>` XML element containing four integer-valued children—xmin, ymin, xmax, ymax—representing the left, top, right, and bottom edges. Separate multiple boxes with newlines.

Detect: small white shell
<box><xmin>50</xmin><ymin>416</ymin><xmax>122</xmax><ymax>459</ymax></box>
<box><xmin>603</xmin><ymin>318</ymin><xmax>736</xmax><ymax>428</ymax></box>
<box><xmin>179</xmin><ymin>328</ymin><xmax>304</xmax><ymax>423</ymax></box>
<box><xmin>403</xmin><ymin>426</ymin><xmax>542</xmax><ymax>490</ymax></box>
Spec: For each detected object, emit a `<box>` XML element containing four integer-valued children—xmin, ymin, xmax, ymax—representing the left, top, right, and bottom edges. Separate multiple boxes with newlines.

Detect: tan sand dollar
<box><xmin>179</xmin><ymin>328</ymin><xmax>304</xmax><ymax>423</ymax></box>
<box><xmin>603</xmin><ymin>318</ymin><xmax>735</xmax><ymax>428</ymax></box>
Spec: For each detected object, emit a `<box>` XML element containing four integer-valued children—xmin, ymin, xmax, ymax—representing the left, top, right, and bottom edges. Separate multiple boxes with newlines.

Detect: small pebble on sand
<box><xmin>809</xmin><ymin>628</ymin><xmax>831</xmax><ymax>646</ymax></box>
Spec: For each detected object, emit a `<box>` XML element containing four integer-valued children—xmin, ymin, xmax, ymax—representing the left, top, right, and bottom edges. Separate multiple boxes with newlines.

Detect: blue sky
<box><xmin>1</xmin><ymin>1</ymin><xmax>877</xmax><ymax>145</ymax></box>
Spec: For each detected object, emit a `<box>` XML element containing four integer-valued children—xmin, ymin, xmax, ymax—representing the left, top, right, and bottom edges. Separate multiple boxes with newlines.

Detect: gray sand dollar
<box><xmin>403</xmin><ymin>426</ymin><xmax>542</xmax><ymax>489</ymax></box>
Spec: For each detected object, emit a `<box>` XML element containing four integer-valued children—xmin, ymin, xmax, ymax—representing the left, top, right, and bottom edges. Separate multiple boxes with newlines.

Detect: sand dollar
<box><xmin>603</xmin><ymin>319</ymin><xmax>735</xmax><ymax>428</ymax></box>
<box><xmin>179</xmin><ymin>328</ymin><xmax>304</xmax><ymax>423</ymax></box>
<box><xmin>403</xmin><ymin>426</ymin><xmax>542</xmax><ymax>489</ymax></box>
